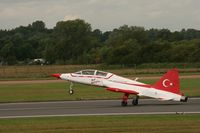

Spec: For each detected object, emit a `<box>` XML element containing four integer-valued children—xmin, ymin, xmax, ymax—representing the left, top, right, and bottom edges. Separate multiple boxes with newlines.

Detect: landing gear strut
<box><xmin>132</xmin><ymin>95</ymin><xmax>139</xmax><ymax>106</ymax></box>
<box><xmin>69</xmin><ymin>82</ymin><xmax>74</xmax><ymax>95</ymax></box>
<box><xmin>121</xmin><ymin>93</ymin><xmax>129</xmax><ymax>106</ymax></box>
<box><xmin>121</xmin><ymin>94</ymin><xmax>139</xmax><ymax>106</ymax></box>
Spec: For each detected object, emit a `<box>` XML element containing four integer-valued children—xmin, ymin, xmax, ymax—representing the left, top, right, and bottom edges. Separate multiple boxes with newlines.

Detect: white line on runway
<box><xmin>0</xmin><ymin>112</ymin><xmax>200</xmax><ymax>119</ymax></box>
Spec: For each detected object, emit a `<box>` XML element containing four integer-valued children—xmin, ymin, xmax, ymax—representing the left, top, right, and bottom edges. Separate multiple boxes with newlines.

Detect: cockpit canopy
<box><xmin>74</xmin><ymin>70</ymin><xmax>108</xmax><ymax>77</ymax></box>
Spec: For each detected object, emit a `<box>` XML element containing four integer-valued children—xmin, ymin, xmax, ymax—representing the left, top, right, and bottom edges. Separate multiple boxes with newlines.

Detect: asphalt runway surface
<box><xmin>0</xmin><ymin>98</ymin><xmax>200</xmax><ymax>118</ymax></box>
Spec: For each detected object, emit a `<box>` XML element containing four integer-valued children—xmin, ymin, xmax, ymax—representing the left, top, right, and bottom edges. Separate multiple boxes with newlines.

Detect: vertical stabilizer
<box><xmin>153</xmin><ymin>68</ymin><xmax>180</xmax><ymax>94</ymax></box>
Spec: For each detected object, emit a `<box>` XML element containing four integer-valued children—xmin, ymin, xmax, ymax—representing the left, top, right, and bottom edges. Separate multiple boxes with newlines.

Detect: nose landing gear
<box><xmin>69</xmin><ymin>82</ymin><xmax>74</xmax><ymax>95</ymax></box>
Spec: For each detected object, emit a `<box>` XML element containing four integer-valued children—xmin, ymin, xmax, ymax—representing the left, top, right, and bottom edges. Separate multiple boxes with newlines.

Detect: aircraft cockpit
<box><xmin>74</xmin><ymin>70</ymin><xmax>108</xmax><ymax>77</ymax></box>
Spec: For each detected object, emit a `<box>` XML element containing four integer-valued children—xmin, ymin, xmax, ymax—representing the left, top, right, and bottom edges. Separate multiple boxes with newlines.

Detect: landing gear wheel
<box><xmin>121</xmin><ymin>93</ymin><xmax>129</xmax><ymax>106</ymax></box>
<box><xmin>68</xmin><ymin>82</ymin><xmax>74</xmax><ymax>95</ymax></box>
<box><xmin>132</xmin><ymin>99</ymin><xmax>138</xmax><ymax>105</ymax></box>
<box><xmin>121</xmin><ymin>101</ymin><xmax>128</xmax><ymax>106</ymax></box>
<box><xmin>69</xmin><ymin>89</ymin><xmax>74</xmax><ymax>95</ymax></box>
<box><xmin>132</xmin><ymin>96</ymin><xmax>139</xmax><ymax>106</ymax></box>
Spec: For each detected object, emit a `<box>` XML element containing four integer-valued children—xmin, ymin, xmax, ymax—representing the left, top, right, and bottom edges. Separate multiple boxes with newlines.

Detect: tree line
<box><xmin>0</xmin><ymin>19</ymin><xmax>200</xmax><ymax>65</ymax></box>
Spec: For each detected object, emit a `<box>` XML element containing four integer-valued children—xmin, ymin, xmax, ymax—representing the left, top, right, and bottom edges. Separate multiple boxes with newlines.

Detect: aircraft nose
<box><xmin>62</xmin><ymin>73</ymin><xmax>70</xmax><ymax>80</ymax></box>
<box><xmin>52</xmin><ymin>74</ymin><xmax>61</xmax><ymax>79</ymax></box>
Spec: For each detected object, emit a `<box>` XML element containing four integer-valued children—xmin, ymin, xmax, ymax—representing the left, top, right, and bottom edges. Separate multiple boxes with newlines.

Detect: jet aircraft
<box><xmin>52</xmin><ymin>68</ymin><xmax>188</xmax><ymax>106</ymax></box>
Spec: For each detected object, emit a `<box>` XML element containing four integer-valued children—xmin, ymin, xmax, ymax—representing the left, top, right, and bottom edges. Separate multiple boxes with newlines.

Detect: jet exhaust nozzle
<box><xmin>180</xmin><ymin>96</ymin><xmax>188</xmax><ymax>102</ymax></box>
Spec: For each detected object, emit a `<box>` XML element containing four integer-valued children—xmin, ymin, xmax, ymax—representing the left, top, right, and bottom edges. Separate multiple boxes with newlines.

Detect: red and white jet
<box><xmin>52</xmin><ymin>68</ymin><xmax>188</xmax><ymax>106</ymax></box>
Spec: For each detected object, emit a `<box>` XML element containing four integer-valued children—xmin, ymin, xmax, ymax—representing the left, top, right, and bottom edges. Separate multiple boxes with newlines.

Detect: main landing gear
<box><xmin>121</xmin><ymin>93</ymin><xmax>129</xmax><ymax>106</ymax></box>
<box><xmin>132</xmin><ymin>95</ymin><xmax>139</xmax><ymax>105</ymax></box>
<box><xmin>68</xmin><ymin>82</ymin><xmax>74</xmax><ymax>95</ymax></box>
<box><xmin>121</xmin><ymin>93</ymin><xmax>139</xmax><ymax>106</ymax></box>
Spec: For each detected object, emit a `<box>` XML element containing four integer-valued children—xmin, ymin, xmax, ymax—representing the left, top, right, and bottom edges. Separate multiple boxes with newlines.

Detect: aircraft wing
<box><xmin>106</xmin><ymin>88</ymin><xmax>139</xmax><ymax>95</ymax></box>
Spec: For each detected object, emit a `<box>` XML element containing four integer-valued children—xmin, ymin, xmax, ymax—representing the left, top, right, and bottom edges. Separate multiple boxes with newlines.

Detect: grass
<box><xmin>0</xmin><ymin>78</ymin><xmax>199</xmax><ymax>103</ymax></box>
<box><xmin>0</xmin><ymin>114</ymin><xmax>200</xmax><ymax>133</ymax></box>
<box><xmin>0</xmin><ymin>82</ymin><xmax>121</xmax><ymax>103</ymax></box>
<box><xmin>0</xmin><ymin>65</ymin><xmax>200</xmax><ymax>80</ymax></box>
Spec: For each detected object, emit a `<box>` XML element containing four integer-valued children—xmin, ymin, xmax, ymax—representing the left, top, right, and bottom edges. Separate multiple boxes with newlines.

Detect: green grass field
<box><xmin>0</xmin><ymin>65</ymin><xmax>199</xmax><ymax>80</ymax></box>
<box><xmin>0</xmin><ymin>82</ymin><xmax>120</xmax><ymax>102</ymax></box>
<box><xmin>0</xmin><ymin>114</ymin><xmax>200</xmax><ymax>133</ymax></box>
<box><xmin>0</xmin><ymin>78</ymin><xmax>199</xmax><ymax>103</ymax></box>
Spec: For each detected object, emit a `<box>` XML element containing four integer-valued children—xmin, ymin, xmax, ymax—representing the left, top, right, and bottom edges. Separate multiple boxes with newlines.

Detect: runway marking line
<box><xmin>0</xmin><ymin>112</ymin><xmax>200</xmax><ymax>119</ymax></box>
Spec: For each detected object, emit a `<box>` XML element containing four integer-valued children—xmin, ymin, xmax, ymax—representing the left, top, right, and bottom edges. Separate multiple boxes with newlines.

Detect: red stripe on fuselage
<box><xmin>106</xmin><ymin>88</ymin><xmax>139</xmax><ymax>95</ymax></box>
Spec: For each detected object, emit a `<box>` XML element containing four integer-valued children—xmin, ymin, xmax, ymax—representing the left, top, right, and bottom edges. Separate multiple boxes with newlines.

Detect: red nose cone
<box><xmin>52</xmin><ymin>74</ymin><xmax>61</xmax><ymax>79</ymax></box>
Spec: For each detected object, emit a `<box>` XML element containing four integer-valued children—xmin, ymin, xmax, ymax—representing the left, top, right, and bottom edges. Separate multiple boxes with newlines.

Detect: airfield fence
<box><xmin>0</xmin><ymin>64</ymin><xmax>200</xmax><ymax>80</ymax></box>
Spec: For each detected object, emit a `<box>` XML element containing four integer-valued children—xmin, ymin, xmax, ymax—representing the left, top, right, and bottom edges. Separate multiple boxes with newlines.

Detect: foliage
<box><xmin>0</xmin><ymin>19</ymin><xmax>200</xmax><ymax>65</ymax></box>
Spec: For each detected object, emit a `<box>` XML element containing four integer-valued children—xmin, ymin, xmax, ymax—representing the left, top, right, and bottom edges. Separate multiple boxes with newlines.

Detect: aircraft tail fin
<box><xmin>153</xmin><ymin>68</ymin><xmax>180</xmax><ymax>94</ymax></box>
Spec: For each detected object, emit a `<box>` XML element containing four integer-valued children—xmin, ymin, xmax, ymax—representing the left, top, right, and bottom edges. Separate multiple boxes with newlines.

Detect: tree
<box><xmin>54</xmin><ymin>19</ymin><xmax>94</xmax><ymax>64</ymax></box>
<box><xmin>104</xmin><ymin>25</ymin><xmax>147</xmax><ymax>65</ymax></box>
<box><xmin>31</xmin><ymin>21</ymin><xmax>46</xmax><ymax>32</ymax></box>
<box><xmin>0</xmin><ymin>19</ymin><xmax>200</xmax><ymax>65</ymax></box>
<box><xmin>0</xmin><ymin>42</ymin><xmax>17</xmax><ymax>65</ymax></box>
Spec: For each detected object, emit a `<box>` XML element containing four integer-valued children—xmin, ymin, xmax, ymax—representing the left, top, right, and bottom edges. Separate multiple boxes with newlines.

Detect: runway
<box><xmin>0</xmin><ymin>98</ymin><xmax>200</xmax><ymax>118</ymax></box>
